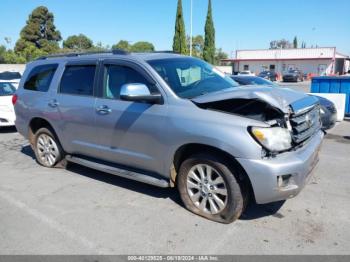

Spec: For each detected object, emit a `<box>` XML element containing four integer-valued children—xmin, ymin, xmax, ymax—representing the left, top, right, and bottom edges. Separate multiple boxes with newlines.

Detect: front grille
<box><xmin>290</xmin><ymin>105</ymin><xmax>321</xmax><ymax>144</ymax></box>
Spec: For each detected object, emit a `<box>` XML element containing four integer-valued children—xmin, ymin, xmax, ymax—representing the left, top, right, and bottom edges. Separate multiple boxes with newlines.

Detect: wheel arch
<box><xmin>171</xmin><ymin>143</ymin><xmax>254</xmax><ymax>200</ymax></box>
<box><xmin>28</xmin><ymin>117</ymin><xmax>61</xmax><ymax>147</ymax></box>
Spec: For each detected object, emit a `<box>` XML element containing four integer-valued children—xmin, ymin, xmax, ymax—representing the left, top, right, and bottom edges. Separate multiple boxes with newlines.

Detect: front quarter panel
<box><xmin>162</xmin><ymin>101</ymin><xmax>268</xmax><ymax>174</ymax></box>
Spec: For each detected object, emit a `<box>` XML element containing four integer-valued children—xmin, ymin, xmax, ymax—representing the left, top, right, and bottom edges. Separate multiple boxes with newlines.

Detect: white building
<box><xmin>222</xmin><ymin>47</ymin><xmax>349</xmax><ymax>76</ymax></box>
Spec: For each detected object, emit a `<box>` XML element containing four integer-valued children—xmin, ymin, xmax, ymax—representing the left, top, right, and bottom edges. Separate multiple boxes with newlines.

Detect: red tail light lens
<box><xmin>12</xmin><ymin>94</ymin><xmax>18</xmax><ymax>105</ymax></box>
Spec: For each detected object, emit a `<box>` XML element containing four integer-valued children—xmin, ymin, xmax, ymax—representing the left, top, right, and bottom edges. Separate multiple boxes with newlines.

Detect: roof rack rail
<box><xmin>36</xmin><ymin>49</ymin><xmax>129</xmax><ymax>60</ymax></box>
<box><xmin>139</xmin><ymin>50</ymin><xmax>179</xmax><ymax>54</ymax></box>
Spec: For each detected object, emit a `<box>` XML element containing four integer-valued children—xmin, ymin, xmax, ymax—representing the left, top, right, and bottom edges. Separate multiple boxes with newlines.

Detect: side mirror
<box><xmin>120</xmin><ymin>83</ymin><xmax>162</xmax><ymax>104</ymax></box>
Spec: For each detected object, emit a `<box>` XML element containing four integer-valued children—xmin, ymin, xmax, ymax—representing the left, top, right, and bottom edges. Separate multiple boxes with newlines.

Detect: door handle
<box><xmin>96</xmin><ymin>105</ymin><xmax>112</xmax><ymax>114</ymax></box>
<box><xmin>48</xmin><ymin>100</ymin><xmax>59</xmax><ymax>108</ymax></box>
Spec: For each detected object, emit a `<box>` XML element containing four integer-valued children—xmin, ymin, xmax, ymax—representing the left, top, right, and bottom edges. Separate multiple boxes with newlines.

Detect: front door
<box><xmin>94</xmin><ymin>61</ymin><xmax>167</xmax><ymax>174</ymax></box>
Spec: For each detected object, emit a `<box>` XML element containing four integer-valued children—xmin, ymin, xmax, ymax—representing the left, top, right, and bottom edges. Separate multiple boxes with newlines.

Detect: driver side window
<box><xmin>103</xmin><ymin>65</ymin><xmax>157</xmax><ymax>100</ymax></box>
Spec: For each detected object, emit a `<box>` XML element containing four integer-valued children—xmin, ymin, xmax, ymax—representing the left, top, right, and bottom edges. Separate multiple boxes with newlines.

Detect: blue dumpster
<box><xmin>311</xmin><ymin>76</ymin><xmax>350</xmax><ymax>114</ymax></box>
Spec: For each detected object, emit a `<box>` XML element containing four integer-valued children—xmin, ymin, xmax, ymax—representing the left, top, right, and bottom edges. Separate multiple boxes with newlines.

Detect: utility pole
<box><xmin>190</xmin><ymin>0</ymin><xmax>193</xmax><ymax>56</ymax></box>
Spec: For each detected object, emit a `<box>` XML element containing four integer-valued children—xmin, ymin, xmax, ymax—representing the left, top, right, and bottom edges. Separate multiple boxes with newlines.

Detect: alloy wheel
<box><xmin>36</xmin><ymin>134</ymin><xmax>59</xmax><ymax>166</ymax></box>
<box><xmin>186</xmin><ymin>164</ymin><xmax>228</xmax><ymax>214</ymax></box>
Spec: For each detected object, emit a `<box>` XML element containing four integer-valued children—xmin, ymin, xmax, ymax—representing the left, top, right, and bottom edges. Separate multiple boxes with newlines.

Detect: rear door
<box><xmin>52</xmin><ymin>60</ymin><xmax>100</xmax><ymax>156</ymax></box>
<box><xmin>93</xmin><ymin>59</ymin><xmax>168</xmax><ymax>174</ymax></box>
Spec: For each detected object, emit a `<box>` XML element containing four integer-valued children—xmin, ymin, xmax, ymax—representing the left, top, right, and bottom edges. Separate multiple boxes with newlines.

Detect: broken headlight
<box><xmin>250</xmin><ymin>127</ymin><xmax>292</xmax><ymax>152</ymax></box>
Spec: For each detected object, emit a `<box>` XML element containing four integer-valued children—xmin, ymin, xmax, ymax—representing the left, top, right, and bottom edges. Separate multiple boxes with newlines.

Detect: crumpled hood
<box><xmin>192</xmin><ymin>86</ymin><xmax>310</xmax><ymax>113</ymax></box>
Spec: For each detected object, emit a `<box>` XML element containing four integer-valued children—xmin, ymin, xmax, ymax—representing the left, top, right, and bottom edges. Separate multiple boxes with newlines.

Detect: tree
<box><xmin>187</xmin><ymin>35</ymin><xmax>204</xmax><ymax>58</ymax></box>
<box><xmin>293</xmin><ymin>36</ymin><xmax>298</xmax><ymax>48</ymax></box>
<box><xmin>112</xmin><ymin>40</ymin><xmax>131</xmax><ymax>51</ymax></box>
<box><xmin>203</xmin><ymin>0</ymin><xmax>216</xmax><ymax>64</ymax></box>
<box><xmin>0</xmin><ymin>45</ymin><xmax>26</xmax><ymax>64</ymax></box>
<box><xmin>2</xmin><ymin>50</ymin><xmax>26</xmax><ymax>64</ymax></box>
<box><xmin>130</xmin><ymin>41</ymin><xmax>155</xmax><ymax>52</ymax></box>
<box><xmin>15</xmin><ymin>6</ymin><xmax>61</xmax><ymax>53</ymax></box>
<box><xmin>269</xmin><ymin>39</ymin><xmax>293</xmax><ymax>49</ymax></box>
<box><xmin>301</xmin><ymin>41</ymin><xmax>307</xmax><ymax>48</ymax></box>
<box><xmin>0</xmin><ymin>45</ymin><xmax>6</xmax><ymax>63</ymax></box>
<box><xmin>63</xmin><ymin>34</ymin><xmax>93</xmax><ymax>50</ymax></box>
<box><xmin>214</xmin><ymin>48</ymin><xmax>228</xmax><ymax>65</ymax></box>
<box><xmin>173</xmin><ymin>0</ymin><xmax>187</xmax><ymax>54</ymax></box>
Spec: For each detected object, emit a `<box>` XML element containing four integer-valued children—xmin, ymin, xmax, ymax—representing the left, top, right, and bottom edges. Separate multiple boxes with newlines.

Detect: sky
<box><xmin>1</xmin><ymin>0</ymin><xmax>350</xmax><ymax>57</ymax></box>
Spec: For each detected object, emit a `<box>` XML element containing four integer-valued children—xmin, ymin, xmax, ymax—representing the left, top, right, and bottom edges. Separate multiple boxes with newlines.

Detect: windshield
<box><xmin>232</xmin><ymin>76</ymin><xmax>276</xmax><ymax>86</ymax></box>
<box><xmin>0</xmin><ymin>82</ymin><xmax>16</xmax><ymax>96</ymax></box>
<box><xmin>0</xmin><ymin>71</ymin><xmax>21</xmax><ymax>80</ymax></box>
<box><xmin>148</xmin><ymin>58</ymin><xmax>238</xmax><ymax>99</ymax></box>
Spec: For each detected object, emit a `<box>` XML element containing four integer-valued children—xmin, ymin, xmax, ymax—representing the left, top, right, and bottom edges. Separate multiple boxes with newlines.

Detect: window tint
<box><xmin>104</xmin><ymin>65</ymin><xmax>156</xmax><ymax>99</ymax></box>
<box><xmin>0</xmin><ymin>82</ymin><xmax>16</xmax><ymax>96</ymax></box>
<box><xmin>148</xmin><ymin>58</ymin><xmax>238</xmax><ymax>99</ymax></box>
<box><xmin>60</xmin><ymin>65</ymin><xmax>96</xmax><ymax>96</ymax></box>
<box><xmin>232</xmin><ymin>77</ymin><xmax>275</xmax><ymax>86</ymax></box>
<box><xmin>24</xmin><ymin>64</ymin><xmax>58</xmax><ymax>92</ymax></box>
<box><xmin>0</xmin><ymin>71</ymin><xmax>21</xmax><ymax>80</ymax></box>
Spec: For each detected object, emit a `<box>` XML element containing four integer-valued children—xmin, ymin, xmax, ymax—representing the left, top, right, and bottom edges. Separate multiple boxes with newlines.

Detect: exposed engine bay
<box><xmin>194</xmin><ymin>98</ymin><xmax>286</xmax><ymax>125</ymax></box>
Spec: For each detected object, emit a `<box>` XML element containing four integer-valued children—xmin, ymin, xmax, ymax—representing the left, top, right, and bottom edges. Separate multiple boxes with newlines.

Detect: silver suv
<box><xmin>14</xmin><ymin>51</ymin><xmax>323</xmax><ymax>223</ymax></box>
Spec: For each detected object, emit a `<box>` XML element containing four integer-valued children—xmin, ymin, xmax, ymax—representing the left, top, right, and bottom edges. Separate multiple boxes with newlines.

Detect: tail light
<box><xmin>12</xmin><ymin>94</ymin><xmax>18</xmax><ymax>105</ymax></box>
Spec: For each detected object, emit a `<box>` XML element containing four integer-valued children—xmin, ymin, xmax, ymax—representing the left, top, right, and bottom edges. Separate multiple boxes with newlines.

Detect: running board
<box><xmin>65</xmin><ymin>155</ymin><xmax>170</xmax><ymax>188</ymax></box>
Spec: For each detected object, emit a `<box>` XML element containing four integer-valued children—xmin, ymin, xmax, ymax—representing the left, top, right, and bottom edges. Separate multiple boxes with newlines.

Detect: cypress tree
<box><xmin>203</xmin><ymin>0</ymin><xmax>215</xmax><ymax>64</ymax></box>
<box><xmin>293</xmin><ymin>36</ymin><xmax>298</xmax><ymax>48</ymax></box>
<box><xmin>173</xmin><ymin>0</ymin><xmax>187</xmax><ymax>54</ymax></box>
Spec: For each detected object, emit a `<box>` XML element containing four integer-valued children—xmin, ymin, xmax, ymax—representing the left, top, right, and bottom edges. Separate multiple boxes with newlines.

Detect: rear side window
<box><xmin>24</xmin><ymin>64</ymin><xmax>58</xmax><ymax>92</ymax></box>
<box><xmin>60</xmin><ymin>65</ymin><xmax>96</xmax><ymax>96</ymax></box>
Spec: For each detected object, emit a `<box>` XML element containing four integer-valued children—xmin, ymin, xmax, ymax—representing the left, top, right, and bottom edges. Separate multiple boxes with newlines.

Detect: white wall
<box><xmin>235</xmin><ymin>59</ymin><xmax>333</xmax><ymax>75</ymax></box>
<box><xmin>215</xmin><ymin>66</ymin><xmax>232</xmax><ymax>74</ymax></box>
<box><xmin>0</xmin><ymin>64</ymin><xmax>26</xmax><ymax>74</ymax></box>
<box><xmin>236</xmin><ymin>48</ymin><xmax>336</xmax><ymax>60</ymax></box>
<box><xmin>345</xmin><ymin>60</ymin><xmax>350</xmax><ymax>72</ymax></box>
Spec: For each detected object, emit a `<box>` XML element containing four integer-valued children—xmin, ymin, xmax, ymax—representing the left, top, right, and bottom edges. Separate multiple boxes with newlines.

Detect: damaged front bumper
<box><xmin>237</xmin><ymin>130</ymin><xmax>324</xmax><ymax>204</ymax></box>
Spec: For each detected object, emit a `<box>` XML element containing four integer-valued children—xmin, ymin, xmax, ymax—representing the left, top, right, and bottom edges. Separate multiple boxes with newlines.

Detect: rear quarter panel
<box><xmin>14</xmin><ymin>61</ymin><xmax>63</xmax><ymax>140</ymax></box>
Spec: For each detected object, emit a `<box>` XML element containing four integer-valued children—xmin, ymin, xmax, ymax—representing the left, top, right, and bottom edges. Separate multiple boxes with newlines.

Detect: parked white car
<box><xmin>238</xmin><ymin>70</ymin><xmax>255</xmax><ymax>76</ymax></box>
<box><xmin>0</xmin><ymin>82</ymin><xmax>16</xmax><ymax>127</ymax></box>
<box><xmin>0</xmin><ymin>71</ymin><xmax>22</xmax><ymax>88</ymax></box>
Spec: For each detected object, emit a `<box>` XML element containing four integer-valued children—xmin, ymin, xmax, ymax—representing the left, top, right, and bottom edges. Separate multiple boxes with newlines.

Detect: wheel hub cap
<box><xmin>186</xmin><ymin>164</ymin><xmax>228</xmax><ymax>215</ymax></box>
<box><xmin>37</xmin><ymin>134</ymin><xmax>59</xmax><ymax>166</ymax></box>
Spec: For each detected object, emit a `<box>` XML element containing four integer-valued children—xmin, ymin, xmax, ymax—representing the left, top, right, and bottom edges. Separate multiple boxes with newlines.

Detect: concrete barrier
<box><xmin>0</xmin><ymin>64</ymin><xmax>26</xmax><ymax>74</ymax></box>
<box><xmin>215</xmin><ymin>66</ymin><xmax>232</xmax><ymax>75</ymax></box>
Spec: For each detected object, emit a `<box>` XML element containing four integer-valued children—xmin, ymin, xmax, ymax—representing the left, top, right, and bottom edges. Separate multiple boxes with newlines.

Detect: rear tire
<box><xmin>177</xmin><ymin>153</ymin><xmax>246</xmax><ymax>223</ymax></box>
<box><xmin>33</xmin><ymin>127</ymin><xmax>64</xmax><ymax>168</ymax></box>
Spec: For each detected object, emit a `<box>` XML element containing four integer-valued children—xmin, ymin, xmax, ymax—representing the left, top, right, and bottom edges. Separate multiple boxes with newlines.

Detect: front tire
<box><xmin>177</xmin><ymin>154</ymin><xmax>246</xmax><ymax>223</ymax></box>
<box><xmin>34</xmin><ymin>127</ymin><xmax>64</xmax><ymax>168</ymax></box>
